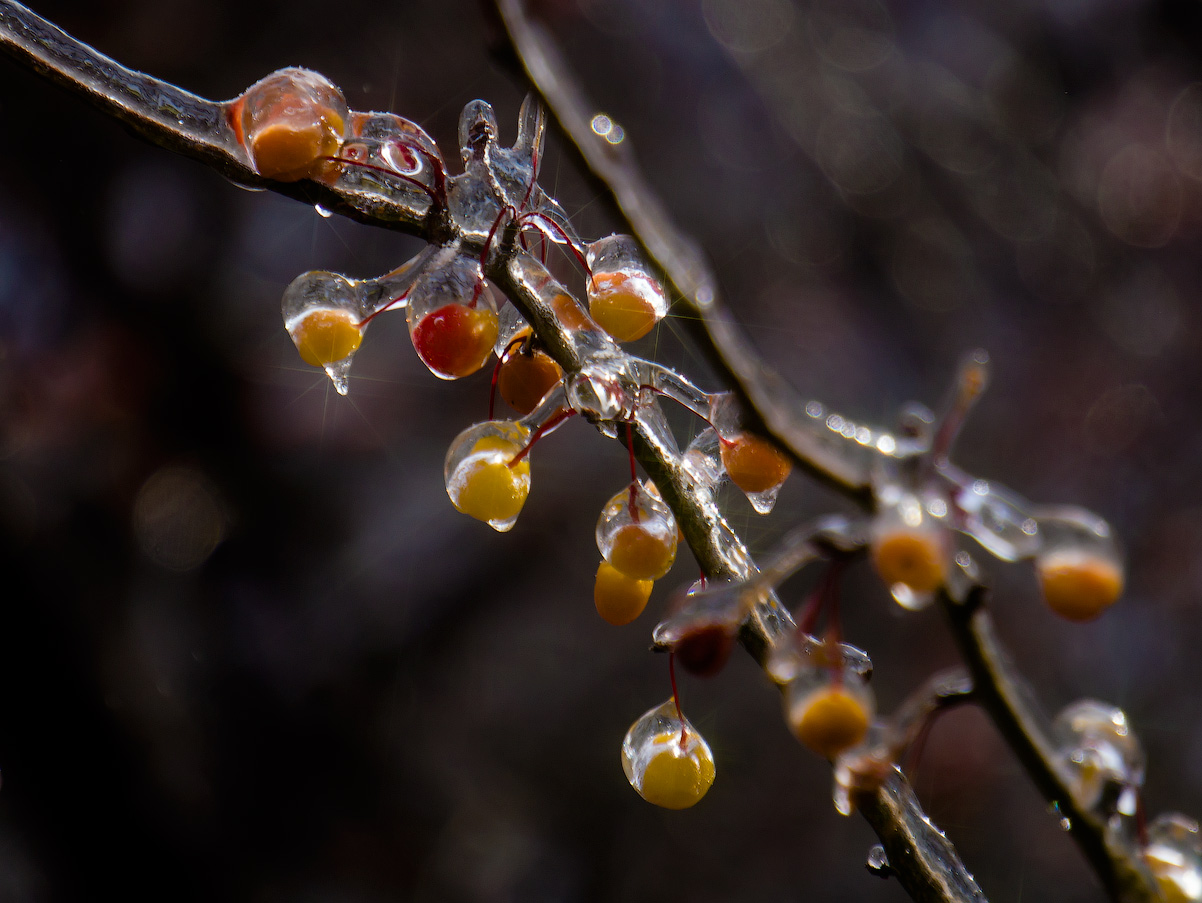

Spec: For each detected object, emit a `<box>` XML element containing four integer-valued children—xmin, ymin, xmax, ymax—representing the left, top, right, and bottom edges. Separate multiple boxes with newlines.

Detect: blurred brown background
<box><xmin>1</xmin><ymin>0</ymin><xmax>1201</xmax><ymax>900</ymax></box>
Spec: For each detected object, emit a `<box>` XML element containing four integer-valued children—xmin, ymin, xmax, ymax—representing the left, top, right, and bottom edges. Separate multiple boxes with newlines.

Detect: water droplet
<box><xmin>866</xmin><ymin>845</ymin><xmax>892</xmax><ymax>877</ymax></box>
<box><xmin>324</xmin><ymin>358</ymin><xmax>351</xmax><ymax>395</ymax></box>
<box><xmin>314</xmin><ymin>204</ymin><xmax>333</xmax><ymax>218</ymax></box>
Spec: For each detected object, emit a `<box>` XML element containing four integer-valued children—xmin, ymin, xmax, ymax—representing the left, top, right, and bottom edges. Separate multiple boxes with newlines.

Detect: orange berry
<box><xmin>1037</xmin><ymin>550</ymin><xmax>1123</xmax><ymax>622</ymax></box>
<box><xmin>720</xmin><ymin>433</ymin><xmax>792</xmax><ymax>494</ymax></box>
<box><xmin>289</xmin><ymin>307</ymin><xmax>362</xmax><ymax>367</ymax></box>
<box><xmin>637</xmin><ymin>731</ymin><xmax>715</xmax><ymax>810</ymax></box>
<box><xmin>412</xmin><ymin>304</ymin><xmax>499</xmax><ymax>379</ymax></box>
<box><xmin>608</xmin><ymin>522</ymin><xmax>676</xmax><ymax>581</ymax></box>
<box><xmin>250</xmin><ymin>116</ymin><xmax>344</xmax><ymax>181</ymax></box>
<box><xmin>594</xmin><ymin>561</ymin><xmax>653</xmax><ymax>626</ymax></box>
<box><xmin>588</xmin><ymin>272</ymin><xmax>661</xmax><ymax>342</ymax></box>
<box><xmin>237</xmin><ymin>70</ymin><xmax>348</xmax><ymax>182</ymax></box>
<box><xmin>870</xmin><ymin>528</ymin><xmax>946</xmax><ymax>594</ymax></box>
<box><xmin>497</xmin><ymin>347</ymin><xmax>563</xmax><ymax>415</ymax></box>
<box><xmin>788</xmin><ymin>685</ymin><xmax>871</xmax><ymax>760</ymax></box>
<box><xmin>550</xmin><ymin>292</ymin><xmax>593</xmax><ymax>332</ymax></box>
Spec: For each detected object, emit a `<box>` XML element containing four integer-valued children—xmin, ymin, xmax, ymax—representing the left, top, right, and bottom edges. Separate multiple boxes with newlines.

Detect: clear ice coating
<box><xmin>941</xmin><ymin>464</ymin><xmax>1040</xmax><ymax>562</ymax></box>
<box><xmin>1052</xmin><ymin>700</ymin><xmax>1145</xmax><ymax>820</ymax></box>
<box><xmin>767</xmin><ymin>632</ymin><xmax>872</xmax><ymax>686</ymax></box>
<box><xmin>683</xmin><ymin>428</ymin><xmax>724</xmax><ymax>489</ymax></box>
<box><xmin>621</xmin><ymin>700</ymin><xmax>715</xmax><ymax>810</ymax></box>
<box><xmin>443</xmin><ymin>420</ymin><xmax>532</xmax><ymax>532</ymax></box>
<box><xmin>332</xmin><ymin>110</ymin><xmax>444</xmax><ymax>208</ymax></box>
<box><xmin>447</xmin><ymin>95</ymin><xmax>581</xmax><ymax>253</ymax></box>
<box><xmin>1143</xmin><ymin>813</ymin><xmax>1202</xmax><ymax>903</ymax></box>
<box><xmin>405</xmin><ymin>246</ymin><xmax>500</xmax><ymax>380</ymax></box>
<box><xmin>494</xmin><ymin>302</ymin><xmax>531</xmax><ymax>356</ymax></box>
<box><xmin>231</xmin><ymin>68</ymin><xmax>350</xmax><ymax>182</ymax></box>
<box><xmin>565</xmin><ymin>353</ymin><xmax>639</xmax><ymax>425</ymax></box>
<box><xmin>596</xmin><ymin>480</ymin><xmax>678</xmax><ymax>581</ymax></box>
<box><xmin>638</xmin><ymin>360</ymin><xmax>713</xmax><ymax>422</ymax></box>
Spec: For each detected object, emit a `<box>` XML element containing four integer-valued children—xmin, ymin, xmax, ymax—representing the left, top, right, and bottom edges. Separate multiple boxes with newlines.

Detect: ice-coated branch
<box><xmin>0</xmin><ymin>0</ymin><xmax>801</xmax><ymax>775</ymax></box>
<box><xmin>492</xmin><ymin>0</ymin><xmax>877</xmax><ymax>504</ymax></box>
<box><xmin>0</xmin><ymin>2</ymin><xmax>1161</xmax><ymax>902</ymax></box>
<box><xmin>0</xmin><ymin>0</ymin><xmax>437</xmax><ymax>236</ymax></box>
<box><xmin>491</xmin><ymin>2</ymin><xmax>1159</xmax><ymax>902</ymax></box>
<box><xmin>943</xmin><ymin>590</ymin><xmax>1155</xmax><ymax>902</ymax></box>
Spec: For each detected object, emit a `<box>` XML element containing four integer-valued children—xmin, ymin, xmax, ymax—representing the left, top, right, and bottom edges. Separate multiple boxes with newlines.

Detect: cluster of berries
<box><xmin>241</xmin><ymin>70</ymin><xmax>1134</xmax><ymax>827</ymax></box>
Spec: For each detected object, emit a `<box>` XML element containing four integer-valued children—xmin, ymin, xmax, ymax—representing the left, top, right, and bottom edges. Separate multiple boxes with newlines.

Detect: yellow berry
<box><xmin>451</xmin><ymin>437</ymin><xmax>529</xmax><ymax>525</ymax></box>
<box><xmin>589</xmin><ymin>272</ymin><xmax>660</xmax><ymax>342</ymax></box>
<box><xmin>290</xmin><ymin>308</ymin><xmax>362</xmax><ymax>367</ymax></box>
<box><xmin>789</xmin><ymin>686</ymin><xmax>871</xmax><ymax>760</ymax></box>
<box><xmin>720</xmin><ymin>433</ymin><xmax>792</xmax><ymax>494</ymax></box>
<box><xmin>608</xmin><ymin>522</ymin><xmax>676</xmax><ymax>581</ymax></box>
<box><xmin>1038</xmin><ymin>551</ymin><xmax>1123</xmax><ymax>622</ymax></box>
<box><xmin>871</xmin><ymin>528</ymin><xmax>945</xmax><ymax>594</ymax></box>
<box><xmin>594</xmin><ymin>561</ymin><xmax>653</xmax><ymax>626</ymax></box>
<box><xmin>638</xmin><ymin>731</ymin><xmax>715</xmax><ymax>810</ymax></box>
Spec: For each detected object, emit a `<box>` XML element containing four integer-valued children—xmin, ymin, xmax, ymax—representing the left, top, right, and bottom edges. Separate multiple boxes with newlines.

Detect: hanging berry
<box><xmin>444</xmin><ymin>421</ymin><xmax>532</xmax><ymax>531</ymax></box>
<box><xmin>593</xmin><ymin>561</ymin><xmax>653</xmax><ymax>626</ymax></box>
<box><xmin>869</xmin><ymin>492</ymin><xmax>950</xmax><ymax>608</ymax></box>
<box><xmin>783</xmin><ymin>641</ymin><xmax>875</xmax><ymax>760</ymax></box>
<box><xmin>621</xmin><ymin>700</ymin><xmax>715</xmax><ymax>810</ymax></box>
<box><xmin>596</xmin><ymin>480</ymin><xmax>678</xmax><ymax>581</ymax></box>
<box><xmin>281</xmin><ymin>270</ymin><xmax>367</xmax><ymax>395</ymax></box>
<box><xmin>585</xmin><ymin>235</ymin><xmax>667</xmax><ymax>342</ymax></box>
<box><xmin>408</xmin><ymin>249</ymin><xmax>500</xmax><ymax>380</ymax></box>
<box><xmin>1033</xmin><ymin>509</ymin><xmax>1124</xmax><ymax>622</ymax></box>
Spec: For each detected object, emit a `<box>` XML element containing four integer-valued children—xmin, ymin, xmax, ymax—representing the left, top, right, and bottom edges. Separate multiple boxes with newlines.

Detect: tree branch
<box><xmin>490</xmin><ymin>2</ymin><xmax>1159</xmax><ymax>902</ymax></box>
<box><xmin>0</xmin><ymin>1</ymin><xmax>1158</xmax><ymax>900</ymax></box>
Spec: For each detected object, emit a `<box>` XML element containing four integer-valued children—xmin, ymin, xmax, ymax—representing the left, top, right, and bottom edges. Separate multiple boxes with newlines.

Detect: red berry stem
<box><xmin>669</xmin><ymin>652</ymin><xmax>688</xmax><ymax>747</ymax></box>
<box><xmin>357</xmin><ymin>285</ymin><xmax>413</xmax><ymax>329</ymax></box>
<box><xmin>507</xmin><ymin>407</ymin><xmax>576</xmax><ymax>467</ymax></box>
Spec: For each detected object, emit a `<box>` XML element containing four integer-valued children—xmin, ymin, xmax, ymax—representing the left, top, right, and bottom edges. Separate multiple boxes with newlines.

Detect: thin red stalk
<box><xmin>669</xmin><ymin>652</ymin><xmax>687</xmax><ymax>747</ymax></box>
<box><xmin>517</xmin><ymin>211</ymin><xmax>591</xmax><ymax>273</ymax></box>
<box><xmin>392</xmin><ymin>140</ymin><xmax>447</xmax><ymax>201</ymax></box>
<box><xmin>508</xmin><ymin>408</ymin><xmax>577</xmax><ymax>467</ymax></box>
<box><xmin>358</xmin><ymin>287</ymin><xmax>412</xmax><ymax>328</ymax></box>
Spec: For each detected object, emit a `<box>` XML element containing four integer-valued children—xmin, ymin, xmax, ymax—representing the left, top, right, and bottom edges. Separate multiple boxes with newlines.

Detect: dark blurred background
<box><xmin>1</xmin><ymin>0</ymin><xmax>1200</xmax><ymax>900</ymax></box>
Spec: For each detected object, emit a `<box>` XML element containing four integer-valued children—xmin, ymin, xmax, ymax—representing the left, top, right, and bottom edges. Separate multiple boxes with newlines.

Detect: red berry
<box><xmin>411</xmin><ymin>304</ymin><xmax>499</xmax><ymax>379</ymax></box>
